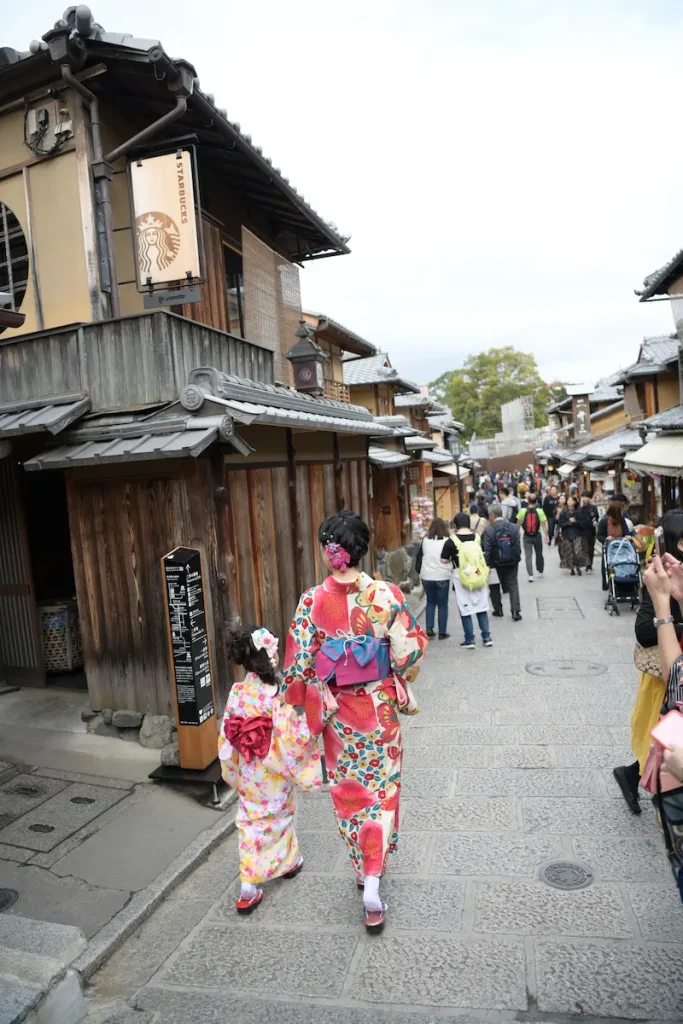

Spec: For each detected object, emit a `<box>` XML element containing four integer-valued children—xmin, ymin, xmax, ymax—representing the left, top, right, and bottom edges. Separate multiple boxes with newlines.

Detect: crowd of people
<box><xmin>215</xmin><ymin>497</ymin><xmax>683</xmax><ymax>938</ymax></box>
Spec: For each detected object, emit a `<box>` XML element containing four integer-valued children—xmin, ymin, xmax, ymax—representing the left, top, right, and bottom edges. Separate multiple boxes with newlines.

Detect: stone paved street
<box><xmin>85</xmin><ymin>551</ymin><xmax>683</xmax><ymax>1023</ymax></box>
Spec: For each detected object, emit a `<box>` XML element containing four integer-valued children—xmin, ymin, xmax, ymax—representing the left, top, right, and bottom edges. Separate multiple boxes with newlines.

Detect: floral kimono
<box><xmin>283</xmin><ymin>573</ymin><xmax>427</xmax><ymax>878</ymax></box>
<box><xmin>218</xmin><ymin>673</ymin><xmax>322</xmax><ymax>884</ymax></box>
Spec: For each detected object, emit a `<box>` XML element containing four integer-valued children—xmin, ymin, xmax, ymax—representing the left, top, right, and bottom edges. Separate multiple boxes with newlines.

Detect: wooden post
<box><xmin>286</xmin><ymin>429</ymin><xmax>302</xmax><ymax>597</ymax></box>
<box><xmin>161</xmin><ymin>546</ymin><xmax>218</xmax><ymax>771</ymax></box>
<box><xmin>333</xmin><ymin>432</ymin><xmax>344</xmax><ymax>510</ymax></box>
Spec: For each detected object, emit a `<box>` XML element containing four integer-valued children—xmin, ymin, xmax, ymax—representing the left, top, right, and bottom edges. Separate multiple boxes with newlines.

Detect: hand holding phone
<box><xmin>655</xmin><ymin>525</ymin><xmax>666</xmax><ymax>559</ymax></box>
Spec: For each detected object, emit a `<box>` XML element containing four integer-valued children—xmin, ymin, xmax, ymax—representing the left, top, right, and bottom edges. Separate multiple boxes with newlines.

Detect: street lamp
<box><xmin>449</xmin><ymin>430</ymin><xmax>464</xmax><ymax>511</ymax></box>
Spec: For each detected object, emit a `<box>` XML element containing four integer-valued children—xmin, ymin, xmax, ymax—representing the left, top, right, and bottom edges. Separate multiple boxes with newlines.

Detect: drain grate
<box><xmin>526</xmin><ymin>659</ymin><xmax>607</xmax><ymax>677</ymax></box>
<box><xmin>0</xmin><ymin>888</ymin><xmax>18</xmax><ymax>912</ymax></box>
<box><xmin>538</xmin><ymin>859</ymin><xmax>594</xmax><ymax>891</ymax></box>
<box><xmin>28</xmin><ymin>823</ymin><xmax>55</xmax><ymax>834</ymax></box>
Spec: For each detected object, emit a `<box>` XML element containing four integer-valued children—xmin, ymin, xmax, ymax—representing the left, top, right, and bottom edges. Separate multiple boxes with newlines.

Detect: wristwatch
<box><xmin>653</xmin><ymin>615</ymin><xmax>675</xmax><ymax>628</ymax></box>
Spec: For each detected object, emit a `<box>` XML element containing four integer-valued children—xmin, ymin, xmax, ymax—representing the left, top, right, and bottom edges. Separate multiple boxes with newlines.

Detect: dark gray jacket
<box><xmin>483</xmin><ymin>518</ymin><xmax>521</xmax><ymax>568</ymax></box>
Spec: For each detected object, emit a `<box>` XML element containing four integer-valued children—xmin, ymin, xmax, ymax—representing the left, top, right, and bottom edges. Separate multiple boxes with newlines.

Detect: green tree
<box><xmin>430</xmin><ymin>346</ymin><xmax>552</xmax><ymax>438</ymax></box>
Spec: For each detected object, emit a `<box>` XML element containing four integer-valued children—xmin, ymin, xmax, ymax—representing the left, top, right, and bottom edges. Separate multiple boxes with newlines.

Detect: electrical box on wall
<box><xmin>25</xmin><ymin>99</ymin><xmax>73</xmax><ymax>155</ymax></box>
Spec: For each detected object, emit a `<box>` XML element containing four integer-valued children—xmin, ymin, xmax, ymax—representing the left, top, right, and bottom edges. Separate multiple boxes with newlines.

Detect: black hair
<box><xmin>318</xmin><ymin>510</ymin><xmax>369</xmax><ymax>568</ymax></box>
<box><xmin>469</xmin><ymin>502</ymin><xmax>479</xmax><ymax>514</ymax></box>
<box><xmin>453</xmin><ymin>512</ymin><xmax>471</xmax><ymax>529</ymax></box>
<box><xmin>499</xmin><ymin>486</ymin><xmax>510</xmax><ymax>497</ymax></box>
<box><xmin>581</xmin><ymin>490</ymin><xmax>592</xmax><ymax>499</ymax></box>
<box><xmin>661</xmin><ymin>509</ymin><xmax>683</xmax><ymax>562</ymax></box>
<box><xmin>526</xmin><ymin>492</ymin><xmax>537</xmax><ymax>504</ymax></box>
<box><xmin>225</xmin><ymin>626</ymin><xmax>277</xmax><ymax>685</ymax></box>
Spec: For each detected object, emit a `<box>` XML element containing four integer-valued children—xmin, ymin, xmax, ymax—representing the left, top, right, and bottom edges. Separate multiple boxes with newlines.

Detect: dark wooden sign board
<box><xmin>159</xmin><ymin>546</ymin><xmax>218</xmax><ymax>770</ymax></box>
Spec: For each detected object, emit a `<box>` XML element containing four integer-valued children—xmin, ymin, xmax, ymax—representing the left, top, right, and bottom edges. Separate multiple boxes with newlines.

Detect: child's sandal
<box><xmin>235</xmin><ymin>889</ymin><xmax>264</xmax><ymax>914</ymax></box>
<box><xmin>283</xmin><ymin>858</ymin><xmax>304</xmax><ymax>879</ymax></box>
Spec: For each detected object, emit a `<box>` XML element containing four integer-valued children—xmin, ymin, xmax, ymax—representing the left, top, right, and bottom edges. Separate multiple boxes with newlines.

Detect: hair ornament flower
<box><xmin>251</xmin><ymin>628</ymin><xmax>279</xmax><ymax>667</ymax></box>
<box><xmin>325</xmin><ymin>541</ymin><xmax>351</xmax><ymax>570</ymax></box>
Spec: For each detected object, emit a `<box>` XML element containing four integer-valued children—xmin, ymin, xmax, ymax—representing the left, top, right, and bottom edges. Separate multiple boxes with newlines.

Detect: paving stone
<box><xmin>90</xmin><ymin>894</ymin><xmax>216</xmax><ymax>999</ymax></box>
<box><xmin>609</xmin><ymin>726</ymin><xmax>632</xmax><ymax>745</ymax></box>
<box><xmin>400</xmin><ymin>768</ymin><xmax>452</xmax><ymax>798</ymax></box>
<box><xmin>462</xmin><ymin>692</ymin><xmax>549</xmax><ymax>711</ymax></box>
<box><xmin>546</xmin><ymin>686</ymin><xmax>636</xmax><ymax>709</ymax></box>
<box><xmin>404</xmin><ymin>796</ymin><xmax>518</xmax><ymax>832</ymax></box>
<box><xmin>384</xmin><ymin>831</ymin><xmax>433</xmax><ymax>874</ymax></box>
<box><xmin>0</xmin><ymin>782</ymin><xmax>126</xmax><ymax>851</ymax></box>
<box><xmin>489</xmin><ymin>745</ymin><xmax>556</xmax><ymax>768</ymax></box>
<box><xmin>432</xmin><ymin>833</ymin><xmax>563</xmax><ymax>877</ymax></box>
<box><xmin>403</xmin><ymin>745</ymin><xmax>487</xmax><ymax>769</ymax></box>
<box><xmin>492</xmin><ymin>708</ymin><xmax>581</xmax><ymax>725</ymax></box>
<box><xmin>406</xmin><ymin>709</ymin><xmax>493</xmax><ymax>726</ymax></box>
<box><xmin>0</xmin><ymin>841</ymin><xmax>34</xmax><ymax>863</ymax></box>
<box><xmin>296</xmin><ymin>830</ymin><xmax>347</xmax><ymax>874</ymax></box>
<box><xmin>0</xmin><ymin>773</ymin><xmax>67</xmax><ymax>819</ymax></box>
<box><xmin>627</xmin><ymin>883</ymin><xmax>683</xmax><ymax>941</ymax></box>
<box><xmin>579</xmin><ymin>708</ymin><xmax>631</xmax><ymax>725</ymax></box>
<box><xmin>523</xmin><ymin>797</ymin><xmax>658</xmax><ymax>835</ymax></box>
<box><xmin>0</xmin><ymin>976</ymin><xmax>43</xmax><ymax>1024</ymax></box>
<box><xmin>89</xmin><ymin>1006</ymin><xmax>156</xmax><ymax>1024</ymax></box>
<box><xmin>517</xmin><ymin>725</ymin><xmax>611</xmax><ymax>745</ymax></box>
<box><xmin>403</xmin><ymin>726</ymin><xmax>517</xmax><ymax>746</ymax></box>
<box><xmin>353</xmin><ymin>935</ymin><xmax>528</xmax><ymax>1009</ymax></box>
<box><xmin>535</xmin><ymin>940</ymin><xmax>683</xmax><ymax>1018</ymax></box>
<box><xmin>295</xmin><ymin>795</ymin><xmax>337</xmax><ymax>830</ymax></box>
<box><xmin>475</xmin><ymin>881</ymin><xmax>632</xmax><ymax>937</ymax></box>
<box><xmin>32</xmin><ymin>768</ymin><xmax>134</xmax><ymax>790</ymax></box>
<box><xmin>456</xmin><ymin>768</ymin><xmax>601</xmax><ymax>797</ymax></box>
<box><xmin>138</xmin><ymin>988</ymin><xmax>487</xmax><ymax>1024</ymax></box>
<box><xmin>0</xmin><ymin>913</ymin><xmax>86</xmax><ymax>963</ymax></box>
<box><xmin>573</xmin><ymin>835</ymin><xmax>673</xmax><ymax>882</ymax></box>
<box><xmin>557</xmin><ymin>745</ymin><xmax>634</xmax><ymax>768</ymax></box>
<box><xmin>156</xmin><ymin>923</ymin><xmax>357</xmax><ymax>997</ymax></box>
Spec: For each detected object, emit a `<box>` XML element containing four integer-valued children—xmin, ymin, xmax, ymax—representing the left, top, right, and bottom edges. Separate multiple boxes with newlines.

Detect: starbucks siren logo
<box><xmin>136</xmin><ymin>212</ymin><xmax>181</xmax><ymax>275</ymax></box>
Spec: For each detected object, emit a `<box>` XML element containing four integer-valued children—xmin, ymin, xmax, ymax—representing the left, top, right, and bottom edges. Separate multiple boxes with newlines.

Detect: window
<box><xmin>0</xmin><ymin>203</ymin><xmax>29</xmax><ymax>334</ymax></box>
<box><xmin>223</xmin><ymin>244</ymin><xmax>245</xmax><ymax>338</ymax></box>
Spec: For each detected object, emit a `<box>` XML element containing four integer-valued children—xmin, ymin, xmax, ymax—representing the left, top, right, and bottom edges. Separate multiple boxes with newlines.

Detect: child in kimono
<box><xmin>218</xmin><ymin>626</ymin><xmax>322</xmax><ymax>914</ymax></box>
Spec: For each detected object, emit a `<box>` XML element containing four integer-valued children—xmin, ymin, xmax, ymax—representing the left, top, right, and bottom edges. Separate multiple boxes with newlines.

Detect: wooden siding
<box><xmin>66</xmin><ymin>459</ymin><xmax>228</xmax><ymax>715</ymax></box>
<box><xmin>0</xmin><ymin>310</ymin><xmax>273</xmax><ymax>411</ymax></box>
<box><xmin>181</xmin><ymin>218</ymin><xmax>229</xmax><ymax>333</ymax></box>
<box><xmin>372</xmin><ymin>467</ymin><xmax>402</xmax><ymax>552</ymax></box>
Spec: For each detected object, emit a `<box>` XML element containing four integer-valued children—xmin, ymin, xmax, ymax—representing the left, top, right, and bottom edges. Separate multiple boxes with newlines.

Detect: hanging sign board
<box><xmin>161</xmin><ymin>546</ymin><xmax>217</xmax><ymax>769</ymax></box>
<box><xmin>130</xmin><ymin>149</ymin><xmax>203</xmax><ymax>291</ymax></box>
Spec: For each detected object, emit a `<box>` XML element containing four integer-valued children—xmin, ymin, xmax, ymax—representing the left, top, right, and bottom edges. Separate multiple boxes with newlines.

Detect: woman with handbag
<box><xmin>613</xmin><ymin>510</ymin><xmax>683</xmax><ymax>815</ymax></box>
<box><xmin>283</xmin><ymin>510</ymin><xmax>427</xmax><ymax>932</ymax></box>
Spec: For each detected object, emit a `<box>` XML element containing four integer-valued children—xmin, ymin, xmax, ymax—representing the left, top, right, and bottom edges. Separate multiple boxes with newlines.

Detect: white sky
<box><xmin>6</xmin><ymin>0</ymin><xmax>683</xmax><ymax>387</ymax></box>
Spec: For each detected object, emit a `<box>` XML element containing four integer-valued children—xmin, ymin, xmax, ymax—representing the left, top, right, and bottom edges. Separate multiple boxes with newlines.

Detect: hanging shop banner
<box><xmin>130</xmin><ymin>149</ymin><xmax>202</xmax><ymax>291</ymax></box>
<box><xmin>572</xmin><ymin>395</ymin><xmax>591</xmax><ymax>443</ymax></box>
<box><xmin>162</xmin><ymin>547</ymin><xmax>214</xmax><ymax>727</ymax></box>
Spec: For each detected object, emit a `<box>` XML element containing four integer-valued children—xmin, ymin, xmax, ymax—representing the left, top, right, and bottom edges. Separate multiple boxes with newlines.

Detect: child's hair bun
<box><xmin>225</xmin><ymin>627</ymin><xmax>253</xmax><ymax>666</ymax></box>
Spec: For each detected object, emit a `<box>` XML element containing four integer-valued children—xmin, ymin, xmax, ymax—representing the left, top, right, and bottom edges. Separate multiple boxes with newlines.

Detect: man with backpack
<box><xmin>483</xmin><ymin>502</ymin><xmax>523</xmax><ymax>621</ymax></box>
<box><xmin>516</xmin><ymin>492</ymin><xmax>548</xmax><ymax>581</ymax></box>
<box><xmin>450</xmin><ymin>512</ymin><xmax>492</xmax><ymax>649</ymax></box>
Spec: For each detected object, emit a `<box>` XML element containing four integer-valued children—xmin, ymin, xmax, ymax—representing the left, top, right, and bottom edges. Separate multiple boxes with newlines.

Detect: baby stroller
<box><xmin>603</xmin><ymin>537</ymin><xmax>641</xmax><ymax>616</ymax></box>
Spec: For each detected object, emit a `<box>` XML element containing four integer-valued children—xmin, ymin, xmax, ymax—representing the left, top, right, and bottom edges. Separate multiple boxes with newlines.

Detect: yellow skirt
<box><xmin>631</xmin><ymin>671</ymin><xmax>666</xmax><ymax>773</ymax></box>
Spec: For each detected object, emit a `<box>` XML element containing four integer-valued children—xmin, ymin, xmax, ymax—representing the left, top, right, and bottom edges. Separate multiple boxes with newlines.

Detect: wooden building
<box><xmin>0</xmin><ymin>11</ymin><xmax>385</xmax><ymax>715</ymax></box>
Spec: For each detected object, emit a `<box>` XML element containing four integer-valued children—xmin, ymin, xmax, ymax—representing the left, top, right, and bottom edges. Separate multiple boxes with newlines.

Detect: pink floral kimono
<box><xmin>283</xmin><ymin>573</ymin><xmax>427</xmax><ymax>878</ymax></box>
<box><xmin>218</xmin><ymin>673</ymin><xmax>322</xmax><ymax>884</ymax></box>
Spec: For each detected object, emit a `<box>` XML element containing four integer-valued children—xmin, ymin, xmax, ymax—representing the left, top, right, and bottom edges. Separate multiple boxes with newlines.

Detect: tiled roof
<box><xmin>368</xmin><ymin>445</ymin><xmax>411</xmax><ymax>468</ymax></box>
<box><xmin>590</xmin><ymin>399</ymin><xmax>624</xmax><ymax>422</ymax></box>
<box><xmin>373</xmin><ymin>415</ymin><xmax>417</xmax><ymax>437</ymax></box>
<box><xmin>570</xmin><ymin>427</ymin><xmax>642</xmax><ymax>462</ymax></box>
<box><xmin>343</xmin><ymin>355</ymin><xmax>419</xmax><ymax>394</ymax></box>
<box><xmin>25</xmin><ymin>426</ymin><xmax>218</xmax><ymax>470</ymax></box>
<box><xmin>422</xmin><ymin>446</ymin><xmax>452</xmax><ymax>465</ymax></box>
<box><xmin>0</xmin><ymin>394</ymin><xmax>90</xmax><ymax>437</ymax></box>
<box><xmin>638</xmin><ymin>251</ymin><xmax>683</xmax><ymax>301</ymax></box>
<box><xmin>640</xmin><ymin>334</ymin><xmax>679</xmax><ymax>366</ymax></box>
<box><xmin>305</xmin><ymin>313</ymin><xmax>376</xmax><ymax>357</ymax></box>
<box><xmin>642</xmin><ymin>404</ymin><xmax>683</xmax><ymax>431</ymax></box>
<box><xmin>589</xmin><ymin>385</ymin><xmax>623</xmax><ymax>403</ymax></box>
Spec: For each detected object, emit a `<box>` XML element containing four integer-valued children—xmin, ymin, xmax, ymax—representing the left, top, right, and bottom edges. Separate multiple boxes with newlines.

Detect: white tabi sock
<box><xmin>240</xmin><ymin>882</ymin><xmax>258</xmax><ymax>901</ymax></box>
<box><xmin>363</xmin><ymin>875</ymin><xmax>382</xmax><ymax>912</ymax></box>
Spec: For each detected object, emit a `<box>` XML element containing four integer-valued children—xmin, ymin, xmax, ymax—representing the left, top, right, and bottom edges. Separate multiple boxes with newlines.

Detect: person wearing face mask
<box><xmin>613</xmin><ymin>509</ymin><xmax>683</xmax><ymax>815</ymax></box>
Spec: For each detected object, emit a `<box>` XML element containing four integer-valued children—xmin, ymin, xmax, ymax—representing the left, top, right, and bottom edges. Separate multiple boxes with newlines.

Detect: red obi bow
<box><xmin>223</xmin><ymin>715</ymin><xmax>273</xmax><ymax>762</ymax></box>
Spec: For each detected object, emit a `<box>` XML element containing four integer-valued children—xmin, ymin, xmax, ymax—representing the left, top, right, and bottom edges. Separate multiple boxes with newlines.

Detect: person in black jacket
<box><xmin>482</xmin><ymin>503</ymin><xmax>522</xmax><ymax>620</ymax></box>
<box><xmin>579</xmin><ymin>491</ymin><xmax>600</xmax><ymax>572</ymax></box>
<box><xmin>557</xmin><ymin>495</ymin><xmax>587</xmax><ymax>575</ymax></box>
<box><xmin>542</xmin><ymin>485</ymin><xmax>559</xmax><ymax>545</ymax></box>
<box><xmin>613</xmin><ymin>509</ymin><xmax>683</xmax><ymax>815</ymax></box>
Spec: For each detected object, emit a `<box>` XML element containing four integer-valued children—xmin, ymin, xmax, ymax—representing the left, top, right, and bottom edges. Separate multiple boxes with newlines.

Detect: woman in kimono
<box><xmin>283</xmin><ymin>511</ymin><xmax>427</xmax><ymax>932</ymax></box>
<box><xmin>218</xmin><ymin>626</ymin><xmax>322</xmax><ymax>914</ymax></box>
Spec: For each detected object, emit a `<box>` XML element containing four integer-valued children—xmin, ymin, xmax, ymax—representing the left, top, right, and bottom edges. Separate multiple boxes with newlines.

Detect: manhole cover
<box><xmin>70</xmin><ymin>797</ymin><xmax>95</xmax><ymax>805</ymax></box>
<box><xmin>538</xmin><ymin>859</ymin><xmax>594</xmax><ymax>890</ymax></box>
<box><xmin>0</xmin><ymin>888</ymin><xmax>19</xmax><ymax>911</ymax></box>
<box><xmin>28</xmin><ymin>823</ymin><xmax>55</xmax><ymax>834</ymax></box>
<box><xmin>526</xmin><ymin>659</ymin><xmax>607</xmax><ymax>677</ymax></box>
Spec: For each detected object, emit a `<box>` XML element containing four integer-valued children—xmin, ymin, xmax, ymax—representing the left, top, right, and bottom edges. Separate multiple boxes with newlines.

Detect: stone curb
<box><xmin>72</xmin><ymin>789</ymin><xmax>238</xmax><ymax>981</ymax></box>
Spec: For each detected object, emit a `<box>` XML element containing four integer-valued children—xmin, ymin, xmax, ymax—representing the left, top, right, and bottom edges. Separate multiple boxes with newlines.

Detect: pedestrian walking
<box><xmin>580</xmin><ymin>491</ymin><xmax>599</xmax><ymax>573</ymax></box>
<box><xmin>483</xmin><ymin>502</ymin><xmax>523</xmax><ymax>620</ymax></box>
<box><xmin>283</xmin><ymin>510</ymin><xmax>427</xmax><ymax>932</ymax></box>
<box><xmin>542</xmin><ymin>485</ymin><xmax>559</xmax><ymax>545</ymax></box>
<box><xmin>475</xmin><ymin>491</ymin><xmax>489</xmax><ymax>519</ymax></box>
<box><xmin>516</xmin><ymin>492</ymin><xmax>548</xmax><ymax>581</ymax></box>
<box><xmin>558</xmin><ymin>495</ymin><xmax>587</xmax><ymax>575</ymax></box>
<box><xmin>499</xmin><ymin>485</ymin><xmax>520</xmax><ymax>522</ymax></box>
<box><xmin>555</xmin><ymin>493</ymin><xmax>567</xmax><ymax>546</ymax></box>
<box><xmin>468</xmin><ymin>502</ymin><xmax>488</xmax><ymax>539</ymax></box>
<box><xmin>416</xmin><ymin>517</ymin><xmax>454</xmax><ymax>639</ymax></box>
<box><xmin>613</xmin><ymin>509</ymin><xmax>683</xmax><ymax>815</ymax></box>
<box><xmin>218</xmin><ymin>626</ymin><xmax>323</xmax><ymax>914</ymax></box>
<box><xmin>450</xmin><ymin>511</ymin><xmax>492</xmax><ymax>649</ymax></box>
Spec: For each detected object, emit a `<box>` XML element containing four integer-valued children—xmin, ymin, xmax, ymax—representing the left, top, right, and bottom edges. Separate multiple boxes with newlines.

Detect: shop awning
<box><xmin>433</xmin><ymin>462</ymin><xmax>469</xmax><ymax>479</ymax></box>
<box><xmin>368</xmin><ymin>445</ymin><xmax>411</xmax><ymax>468</ymax></box>
<box><xmin>624</xmin><ymin>436</ymin><xmax>683</xmax><ymax>477</ymax></box>
<box><xmin>404</xmin><ymin>435</ymin><xmax>436</xmax><ymax>450</ymax></box>
<box><xmin>422</xmin><ymin>446</ymin><xmax>452</xmax><ymax>465</ymax></box>
<box><xmin>583</xmin><ymin>459</ymin><xmax>608</xmax><ymax>470</ymax></box>
<box><xmin>0</xmin><ymin>395</ymin><xmax>90</xmax><ymax>437</ymax></box>
<box><xmin>558</xmin><ymin>463</ymin><xmax>576</xmax><ymax>477</ymax></box>
<box><xmin>24</xmin><ymin>427</ymin><xmax>218</xmax><ymax>470</ymax></box>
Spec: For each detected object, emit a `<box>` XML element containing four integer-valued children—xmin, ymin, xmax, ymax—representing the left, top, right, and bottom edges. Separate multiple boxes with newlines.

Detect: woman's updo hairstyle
<box><xmin>318</xmin><ymin>510</ymin><xmax>370</xmax><ymax>568</ymax></box>
<box><xmin>225</xmin><ymin>626</ymin><xmax>277</xmax><ymax>685</ymax></box>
